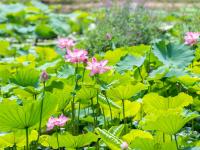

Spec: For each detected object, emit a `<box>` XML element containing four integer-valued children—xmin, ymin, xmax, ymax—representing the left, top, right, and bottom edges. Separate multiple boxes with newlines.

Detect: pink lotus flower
<box><xmin>57</xmin><ymin>38</ymin><xmax>75</xmax><ymax>49</ymax></box>
<box><xmin>54</xmin><ymin>114</ymin><xmax>68</xmax><ymax>126</ymax></box>
<box><xmin>120</xmin><ymin>142</ymin><xmax>128</xmax><ymax>150</ymax></box>
<box><xmin>47</xmin><ymin>117</ymin><xmax>56</xmax><ymax>131</ymax></box>
<box><xmin>65</xmin><ymin>49</ymin><xmax>88</xmax><ymax>63</ymax></box>
<box><xmin>86</xmin><ymin>57</ymin><xmax>112</xmax><ymax>76</ymax></box>
<box><xmin>47</xmin><ymin>114</ymin><xmax>69</xmax><ymax>131</ymax></box>
<box><xmin>184</xmin><ymin>32</ymin><xmax>200</xmax><ymax>46</ymax></box>
<box><xmin>40</xmin><ymin>70</ymin><xmax>48</xmax><ymax>82</ymax></box>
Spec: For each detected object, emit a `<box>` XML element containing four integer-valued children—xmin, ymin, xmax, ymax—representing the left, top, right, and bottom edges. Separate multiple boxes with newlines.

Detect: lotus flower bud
<box><xmin>40</xmin><ymin>70</ymin><xmax>48</xmax><ymax>82</ymax></box>
<box><xmin>106</xmin><ymin>33</ymin><xmax>112</xmax><ymax>40</ymax></box>
<box><xmin>120</xmin><ymin>142</ymin><xmax>128</xmax><ymax>150</ymax></box>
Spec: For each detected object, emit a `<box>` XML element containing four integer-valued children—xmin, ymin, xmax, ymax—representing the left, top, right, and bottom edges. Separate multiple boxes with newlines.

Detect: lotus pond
<box><xmin>0</xmin><ymin>1</ymin><xmax>200</xmax><ymax>150</ymax></box>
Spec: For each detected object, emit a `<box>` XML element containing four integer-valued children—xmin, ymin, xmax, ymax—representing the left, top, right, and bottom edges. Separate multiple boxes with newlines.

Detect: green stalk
<box><xmin>37</xmin><ymin>82</ymin><xmax>45</xmax><ymax>143</ymax></box>
<box><xmin>140</xmin><ymin>104</ymin><xmax>143</xmax><ymax>120</ymax></box>
<box><xmin>148</xmin><ymin>46</ymin><xmax>152</xmax><ymax>74</ymax></box>
<box><xmin>104</xmin><ymin>92</ymin><xmax>112</xmax><ymax>121</ymax></box>
<box><xmin>138</xmin><ymin>67</ymin><xmax>143</xmax><ymax>82</ymax></box>
<box><xmin>25</xmin><ymin>127</ymin><xmax>29</xmax><ymax>150</ymax></box>
<box><xmin>71</xmin><ymin>63</ymin><xmax>79</xmax><ymax>135</ymax></box>
<box><xmin>91</xmin><ymin>98</ymin><xmax>96</xmax><ymax>127</ymax></box>
<box><xmin>77</xmin><ymin>102</ymin><xmax>81</xmax><ymax>126</ymax></box>
<box><xmin>96</xmin><ymin>90</ymin><xmax>99</xmax><ymax>104</ymax></box>
<box><xmin>163</xmin><ymin>132</ymin><xmax>165</xmax><ymax>143</ymax></box>
<box><xmin>71</xmin><ymin>96</ymin><xmax>75</xmax><ymax>134</ymax></box>
<box><xmin>174</xmin><ymin>134</ymin><xmax>179</xmax><ymax>150</ymax></box>
<box><xmin>95</xmin><ymin>90</ymin><xmax>99</xmax><ymax>125</ymax></box>
<box><xmin>102</xmin><ymin>107</ymin><xmax>107</xmax><ymax>129</ymax></box>
<box><xmin>82</xmin><ymin>67</ymin><xmax>85</xmax><ymax>82</ymax></box>
<box><xmin>122</xmin><ymin>99</ymin><xmax>128</xmax><ymax>133</ymax></box>
<box><xmin>77</xmin><ymin>67</ymin><xmax>86</xmax><ymax>129</ymax></box>
<box><xmin>122</xmin><ymin>99</ymin><xmax>126</xmax><ymax>125</ymax></box>
<box><xmin>74</xmin><ymin>63</ymin><xmax>79</xmax><ymax>89</ymax></box>
<box><xmin>56</xmin><ymin>129</ymin><xmax>60</xmax><ymax>150</ymax></box>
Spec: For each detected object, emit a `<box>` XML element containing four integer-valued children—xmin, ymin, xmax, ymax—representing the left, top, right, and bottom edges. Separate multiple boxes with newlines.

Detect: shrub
<box><xmin>83</xmin><ymin>5</ymin><xmax>161</xmax><ymax>54</ymax></box>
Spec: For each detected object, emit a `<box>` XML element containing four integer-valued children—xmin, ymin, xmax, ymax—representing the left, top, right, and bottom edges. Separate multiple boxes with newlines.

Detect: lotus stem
<box><xmin>71</xmin><ymin>63</ymin><xmax>79</xmax><ymax>135</ymax></box>
<box><xmin>163</xmin><ymin>132</ymin><xmax>165</xmax><ymax>143</ymax></box>
<box><xmin>82</xmin><ymin>67</ymin><xmax>85</xmax><ymax>82</ymax></box>
<box><xmin>104</xmin><ymin>92</ymin><xmax>112</xmax><ymax>122</ymax></box>
<box><xmin>95</xmin><ymin>90</ymin><xmax>99</xmax><ymax>125</ymax></box>
<box><xmin>56</xmin><ymin>129</ymin><xmax>60</xmax><ymax>150</ymax></box>
<box><xmin>74</xmin><ymin>63</ymin><xmax>79</xmax><ymax>89</ymax></box>
<box><xmin>96</xmin><ymin>90</ymin><xmax>99</xmax><ymax>104</ymax></box>
<box><xmin>102</xmin><ymin>107</ymin><xmax>107</xmax><ymax>129</ymax></box>
<box><xmin>76</xmin><ymin>66</ymin><xmax>85</xmax><ymax>130</ymax></box>
<box><xmin>122</xmin><ymin>99</ymin><xmax>128</xmax><ymax>133</ymax></box>
<box><xmin>148</xmin><ymin>47</ymin><xmax>151</xmax><ymax>74</ymax></box>
<box><xmin>71</xmin><ymin>96</ymin><xmax>75</xmax><ymax>134</ymax></box>
<box><xmin>122</xmin><ymin>99</ymin><xmax>126</xmax><ymax>125</ymax></box>
<box><xmin>174</xmin><ymin>134</ymin><xmax>179</xmax><ymax>150</ymax></box>
<box><xmin>91</xmin><ymin>98</ymin><xmax>96</xmax><ymax>127</ymax></box>
<box><xmin>25</xmin><ymin>127</ymin><xmax>29</xmax><ymax>150</ymax></box>
<box><xmin>37</xmin><ymin>82</ymin><xmax>45</xmax><ymax>143</ymax></box>
<box><xmin>138</xmin><ymin>67</ymin><xmax>143</xmax><ymax>82</ymax></box>
<box><xmin>77</xmin><ymin>102</ymin><xmax>81</xmax><ymax>128</ymax></box>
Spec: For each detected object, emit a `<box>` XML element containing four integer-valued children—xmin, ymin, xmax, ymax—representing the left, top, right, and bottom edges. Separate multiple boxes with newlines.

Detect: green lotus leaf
<box><xmin>0</xmin><ymin>40</ymin><xmax>14</xmax><ymax>57</ymax></box>
<box><xmin>0</xmin><ymin>132</ymin><xmax>21</xmax><ymax>148</ymax></box>
<box><xmin>116</xmin><ymin>100</ymin><xmax>141</xmax><ymax>119</ymax></box>
<box><xmin>95</xmin><ymin>128</ymin><xmax>131</xmax><ymax>150</ymax></box>
<box><xmin>98</xmin><ymin>94</ymin><xmax>121</xmax><ymax>110</ymax></box>
<box><xmin>49</xmin><ymin>16</ymin><xmax>71</xmax><ymax>36</ymax></box>
<box><xmin>57</xmin><ymin>63</ymin><xmax>75</xmax><ymax>79</ymax></box>
<box><xmin>171</xmin><ymin>75</ymin><xmax>200</xmax><ymax>86</ymax></box>
<box><xmin>37</xmin><ymin>59</ymin><xmax>61</xmax><ymax>71</ymax></box>
<box><xmin>53</xmin><ymin>85</ymin><xmax>73</xmax><ymax>111</ymax></box>
<box><xmin>108</xmin><ymin>124</ymin><xmax>125</xmax><ymax>137</ymax></box>
<box><xmin>35</xmin><ymin>23</ymin><xmax>57</xmax><ymax>39</ymax></box>
<box><xmin>99</xmin><ymin>125</ymin><xmax>125</xmax><ymax>147</ymax></box>
<box><xmin>107</xmin><ymin>83</ymin><xmax>147</xmax><ymax>100</ymax></box>
<box><xmin>104</xmin><ymin>48</ymin><xmax>127</xmax><ymax>65</ymax></box>
<box><xmin>143</xmin><ymin>92</ymin><xmax>193</xmax><ymax>113</ymax></box>
<box><xmin>0</xmin><ymin>64</ymin><xmax>11</xmax><ymax>83</ymax></box>
<box><xmin>116</xmin><ymin>55</ymin><xmax>146</xmax><ymax>73</ymax></box>
<box><xmin>13</xmin><ymin>88</ymin><xmax>34</xmax><ymax>101</ymax></box>
<box><xmin>0</xmin><ymin>92</ymin><xmax>57</xmax><ymax>131</ymax></box>
<box><xmin>130</xmin><ymin>138</ymin><xmax>155</xmax><ymax>150</ymax></box>
<box><xmin>39</xmin><ymin>132</ymin><xmax>98</xmax><ymax>149</ymax></box>
<box><xmin>153</xmin><ymin>41</ymin><xmax>194</xmax><ymax>68</ymax></box>
<box><xmin>123</xmin><ymin>129</ymin><xmax>153</xmax><ymax>144</ymax></box>
<box><xmin>11</xmin><ymin>67</ymin><xmax>40</xmax><ymax>87</ymax></box>
<box><xmin>130</xmin><ymin>138</ymin><xmax>177</xmax><ymax>150</ymax></box>
<box><xmin>35</xmin><ymin>47</ymin><xmax>58</xmax><ymax>62</ymax></box>
<box><xmin>125</xmin><ymin>45</ymin><xmax>151</xmax><ymax>56</ymax></box>
<box><xmin>141</xmin><ymin>111</ymin><xmax>199</xmax><ymax>135</ymax></box>
<box><xmin>0</xmin><ymin>130</ymin><xmax>38</xmax><ymax>148</ymax></box>
<box><xmin>76</xmin><ymin>86</ymin><xmax>97</xmax><ymax>103</ymax></box>
<box><xmin>148</xmin><ymin>66</ymin><xmax>169</xmax><ymax>80</ymax></box>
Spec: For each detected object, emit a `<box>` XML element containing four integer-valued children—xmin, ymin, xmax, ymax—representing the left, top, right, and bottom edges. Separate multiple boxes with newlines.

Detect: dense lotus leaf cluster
<box><xmin>0</xmin><ymin>1</ymin><xmax>200</xmax><ymax>150</ymax></box>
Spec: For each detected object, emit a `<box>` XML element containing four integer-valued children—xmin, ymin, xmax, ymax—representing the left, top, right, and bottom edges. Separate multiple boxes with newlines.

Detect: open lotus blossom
<box><xmin>57</xmin><ymin>38</ymin><xmax>75</xmax><ymax>49</ymax></box>
<box><xmin>47</xmin><ymin>114</ymin><xmax>69</xmax><ymax>131</ymax></box>
<box><xmin>120</xmin><ymin>142</ymin><xmax>128</xmax><ymax>150</ymax></box>
<box><xmin>65</xmin><ymin>49</ymin><xmax>88</xmax><ymax>63</ymax></box>
<box><xmin>86</xmin><ymin>57</ymin><xmax>112</xmax><ymax>76</ymax></box>
<box><xmin>40</xmin><ymin>70</ymin><xmax>48</xmax><ymax>82</ymax></box>
<box><xmin>184</xmin><ymin>32</ymin><xmax>200</xmax><ymax>46</ymax></box>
